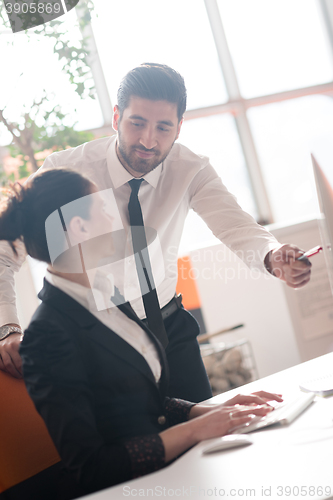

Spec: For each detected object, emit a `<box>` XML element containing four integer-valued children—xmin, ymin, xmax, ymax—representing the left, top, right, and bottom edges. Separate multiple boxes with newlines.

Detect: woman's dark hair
<box><xmin>0</xmin><ymin>168</ymin><xmax>93</xmax><ymax>263</ymax></box>
<box><xmin>117</xmin><ymin>63</ymin><xmax>187</xmax><ymax>122</ymax></box>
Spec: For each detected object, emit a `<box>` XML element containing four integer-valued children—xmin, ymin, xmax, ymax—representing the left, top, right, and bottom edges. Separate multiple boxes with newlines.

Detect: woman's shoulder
<box><xmin>22</xmin><ymin>305</ymin><xmax>63</xmax><ymax>350</ymax></box>
<box><xmin>28</xmin><ymin>300</ymin><xmax>71</xmax><ymax>332</ymax></box>
<box><xmin>21</xmin><ymin>301</ymin><xmax>81</xmax><ymax>367</ymax></box>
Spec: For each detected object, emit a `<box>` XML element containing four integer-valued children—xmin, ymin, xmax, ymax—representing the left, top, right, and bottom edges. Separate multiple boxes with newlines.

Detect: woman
<box><xmin>0</xmin><ymin>168</ymin><xmax>282</xmax><ymax>498</ymax></box>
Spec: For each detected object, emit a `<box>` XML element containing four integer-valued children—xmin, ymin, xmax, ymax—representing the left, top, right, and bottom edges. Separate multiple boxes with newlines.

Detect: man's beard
<box><xmin>117</xmin><ymin>129</ymin><xmax>174</xmax><ymax>175</ymax></box>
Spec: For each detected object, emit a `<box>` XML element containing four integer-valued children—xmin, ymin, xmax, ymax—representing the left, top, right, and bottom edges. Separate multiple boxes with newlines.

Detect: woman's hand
<box><xmin>161</xmin><ymin>399</ymin><xmax>276</xmax><ymax>463</ymax></box>
<box><xmin>190</xmin><ymin>403</ymin><xmax>274</xmax><ymax>443</ymax></box>
<box><xmin>189</xmin><ymin>391</ymin><xmax>283</xmax><ymax>420</ymax></box>
<box><xmin>222</xmin><ymin>391</ymin><xmax>283</xmax><ymax>408</ymax></box>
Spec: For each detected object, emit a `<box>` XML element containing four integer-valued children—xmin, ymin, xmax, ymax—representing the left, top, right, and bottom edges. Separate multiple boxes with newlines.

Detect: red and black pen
<box><xmin>297</xmin><ymin>245</ymin><xmax>323</xmax><ymax>262</ymax></box>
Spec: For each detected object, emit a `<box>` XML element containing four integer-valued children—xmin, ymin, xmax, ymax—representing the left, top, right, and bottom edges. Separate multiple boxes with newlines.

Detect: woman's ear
<box><xmin>67</xmin><ymin>216</ymin><xmax>89</xmax><ymax>244</ymax></box>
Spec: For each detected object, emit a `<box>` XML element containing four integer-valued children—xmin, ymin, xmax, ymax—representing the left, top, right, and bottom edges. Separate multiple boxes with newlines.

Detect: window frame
<box><xmin>2</xmin><ymin>0</ymin><xmax>332</xmax><ymax>224</ymax></box>
<box><xmin>84</xmin><ymin>0</ymin><xmax>333</xmax><ymax>225</ymax></box>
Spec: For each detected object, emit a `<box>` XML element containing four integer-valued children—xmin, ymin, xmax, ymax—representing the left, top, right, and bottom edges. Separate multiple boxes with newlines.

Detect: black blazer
<box><xmin>20</xmin><ymin>280</ymin><xmax>193</xmax><ymax>495</ymax></box>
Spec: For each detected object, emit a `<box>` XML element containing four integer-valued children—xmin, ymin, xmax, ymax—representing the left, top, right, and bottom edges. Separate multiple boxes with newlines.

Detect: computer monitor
<box><xmin>311</xmin><ymin>154</ymin><xmax>333</xmax><ymax>296</ymax></box>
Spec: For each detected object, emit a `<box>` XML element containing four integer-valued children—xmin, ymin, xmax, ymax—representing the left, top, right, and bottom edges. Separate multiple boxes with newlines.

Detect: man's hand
<box><xmin>0</xmin><ymin>332</ymin><xmax>23</xmax><ymax>379</ymax></box>
<box><xmin>265</xmin><ymin>244</ymin><xmax>312</xmax><ymax>289</ymax></box>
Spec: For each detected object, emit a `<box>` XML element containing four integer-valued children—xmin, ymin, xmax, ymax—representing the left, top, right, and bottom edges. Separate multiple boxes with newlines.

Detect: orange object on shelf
<box><xmin>176</xmin><ymin>256</ymin><xmax>201</xmax><ymax>310</ymax></box>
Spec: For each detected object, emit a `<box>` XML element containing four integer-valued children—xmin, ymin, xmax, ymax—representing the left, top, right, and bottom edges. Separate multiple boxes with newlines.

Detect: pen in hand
<box><xmin>297</xmin><ymin>245</ymin><xmax>323</xmax><ymax>263</ymax></box>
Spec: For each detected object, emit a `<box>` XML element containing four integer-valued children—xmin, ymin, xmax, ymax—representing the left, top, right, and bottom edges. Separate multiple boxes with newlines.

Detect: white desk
<box><xmin>84</xmin><ymin>353</ymin><xmax>333</xmax><ymax>500</ymax></box>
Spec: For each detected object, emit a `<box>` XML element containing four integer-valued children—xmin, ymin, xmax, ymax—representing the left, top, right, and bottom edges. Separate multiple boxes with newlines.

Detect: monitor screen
<box><xmin>311</xmin><ymin>154</ymin><xmax>333</xmax><ymax>296</ymax></box>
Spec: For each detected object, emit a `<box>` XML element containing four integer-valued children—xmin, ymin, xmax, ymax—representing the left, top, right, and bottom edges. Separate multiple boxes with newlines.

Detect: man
<box><xmin>0</xmin><ymin>63</ymin><xmax>311</xmax><ymax>402</ymax></box>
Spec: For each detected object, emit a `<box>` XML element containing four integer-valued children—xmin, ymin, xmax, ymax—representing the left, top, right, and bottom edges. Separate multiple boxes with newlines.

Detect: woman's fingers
<box><xmin>226</xmin><ymin>411</ymin><xmax>259</xmax><ymax>432</ymax></box>
<box><xmin>226</xmin><ymin>405</ymin><xmax>273</xmax><ymax>432</ymax></box>
<box><xmin>252</xmin><ymin>391</ymin><xmax>283</xmax><ymax>403</ymax></box>
<box><xmin>227</xmin><ymin>414</ymin><xmax>255</xmax><ymax>432</ymax></box>
<box><xmin>197</xmin><ymin>403</ymin><xmax>274</xmax><ymax>442</ymax></box>
<box><xmin>225</xmin><ymin>392</ymin><xmax>283</xmax><ymax>408</ymax></box>
<box><xmin>231</xmin><ymin>405</ymin><xmax>274</xmax><ymax>418</ymax></box>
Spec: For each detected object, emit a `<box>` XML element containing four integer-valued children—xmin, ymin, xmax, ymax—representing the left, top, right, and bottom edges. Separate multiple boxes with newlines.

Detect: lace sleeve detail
<box><xmin>164</xmin><ymin>397</ymin><xmax>196</xmax><ymax>426</ymax></box>
<box><xmin>123</xmin><ymin>434</ymin><xmax>165</xmax><ymax>479</ymax></box>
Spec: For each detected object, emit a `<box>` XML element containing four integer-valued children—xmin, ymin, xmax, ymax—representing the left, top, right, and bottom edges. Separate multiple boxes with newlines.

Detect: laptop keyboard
<box><xmin>232</xmin><ymin>391</ymin><xmax>315</xmax><ymax>434</ymax></box>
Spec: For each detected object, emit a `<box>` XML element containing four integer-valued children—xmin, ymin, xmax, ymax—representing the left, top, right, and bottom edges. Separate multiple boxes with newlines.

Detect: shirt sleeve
<box><xmin>0</xmin><ymin>153</ymin><xmax>58</xmax><ymax>329</ymax></box>
<box><xmin>188</xmin><ymin>163</ymin><xmax>281</xmax><ymax>272</ymax></box>
<box><xmin>20</xmin><ymin>314</ymin><xmax>166</xmax><ymax>494</ymax></box>
<box><xmin>0</xmin><ymin>240</ymin><xmax>27</xmax><ymax>327</ymax></box>
<box><xmin>122</xmin><ymin>398</ymin><xmax>195</xmax><ymax>477</ymax></box>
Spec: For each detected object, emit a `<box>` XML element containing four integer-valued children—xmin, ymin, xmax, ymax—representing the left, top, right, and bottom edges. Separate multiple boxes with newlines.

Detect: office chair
<box><xmin>0</xmin><ymin>370</ymin><xmax>61</xmax><ymax>499</ymax></box>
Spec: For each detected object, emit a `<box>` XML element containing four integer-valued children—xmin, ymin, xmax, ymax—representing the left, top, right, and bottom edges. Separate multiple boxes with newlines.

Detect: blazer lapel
<box><xmin>112</xmin><ymin>288</ymin><xmax>168</xmax><ymax>366</ymax></box>
<box><xmin>84</xmin><ymin>322</ymin><xmax>158</xmax><ymax>388</ymax></box>
<box><xmin>39</xmin><ymin>280</ymin><xmax>168</xmax><ymax>393</ymax></box>
<box><xmin>116</xmin><ymin>301</ymin><xmax>169</xmax><ymax>397</ymax></box>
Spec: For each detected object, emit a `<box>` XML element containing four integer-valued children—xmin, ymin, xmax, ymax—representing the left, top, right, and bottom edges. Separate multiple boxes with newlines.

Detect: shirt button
<box><xmin>158</xmin><ymin>415</ymin><xmax>166</xmax><ymax>425</ymax></box>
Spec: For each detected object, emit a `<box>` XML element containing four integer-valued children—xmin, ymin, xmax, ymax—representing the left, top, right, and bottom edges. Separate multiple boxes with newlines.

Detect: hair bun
<box><xmin>0</xmin><ymin>182</ymin><xmax>27</xmax><ymax>244</ymax></box>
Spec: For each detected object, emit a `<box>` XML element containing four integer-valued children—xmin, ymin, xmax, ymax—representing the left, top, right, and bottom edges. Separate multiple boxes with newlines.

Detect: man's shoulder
<box><xmin>167</xmin><ymin>142</ymin><xmax>210</xmax><ymax>168</ymax></box>
<box><xmin>44</xmin><ymin>136</ymin><xmax>116</xmax><ymax>168</ymax></box>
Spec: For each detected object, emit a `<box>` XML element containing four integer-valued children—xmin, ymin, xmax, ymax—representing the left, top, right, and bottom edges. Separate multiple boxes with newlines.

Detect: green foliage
<box><xmin>7</xmin><ymin>125</ymin><xmax>94</xmax><ymax>173</ymax></box>
<box><xmin>41</xmin><ymin>127</ymin><xmax>94</xmax><ymax>151</ymax></box>
<box><xmin>0</xmin><ymin>1</ymin><xmax>97</xmax><ymax>177</ymax></box>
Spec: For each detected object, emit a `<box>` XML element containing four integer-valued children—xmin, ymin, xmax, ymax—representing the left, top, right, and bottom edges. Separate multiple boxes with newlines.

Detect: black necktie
<box><xmin>128</xmin><ymin>179</ymin><xmax>169</xmax><ymax>348</ymax></box>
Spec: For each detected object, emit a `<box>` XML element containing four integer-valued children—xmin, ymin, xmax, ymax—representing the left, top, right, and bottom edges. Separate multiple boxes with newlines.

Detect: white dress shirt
<box><xmin>0</xmin><ymin>136</ymin><xmax>280</xmax><ymax>325</ymax></box>
<box><xmin>45</xmin><ymin>270</ymin><xmax>161</xmax><ymax>382</ymax></box>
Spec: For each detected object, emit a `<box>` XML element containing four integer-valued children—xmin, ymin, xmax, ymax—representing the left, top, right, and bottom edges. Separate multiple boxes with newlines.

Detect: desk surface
<box><xmin>84</xmin><ymin>353</ymin><xmax>333</xmax><ymax>500</ymax></box>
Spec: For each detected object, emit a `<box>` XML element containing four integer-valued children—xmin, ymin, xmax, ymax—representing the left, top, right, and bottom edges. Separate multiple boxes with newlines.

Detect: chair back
<box><xmin>0</xmin><ymin>371</ymin><xmax>60</xmax><ymax>493</ymax></box>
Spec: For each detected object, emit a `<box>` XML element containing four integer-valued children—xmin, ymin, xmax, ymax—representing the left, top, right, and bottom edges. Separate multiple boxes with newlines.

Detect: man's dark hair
<box><xmin>117</xmin><ymin>63</ymin><xmax>187</xmax><ymax>122</ymax></box>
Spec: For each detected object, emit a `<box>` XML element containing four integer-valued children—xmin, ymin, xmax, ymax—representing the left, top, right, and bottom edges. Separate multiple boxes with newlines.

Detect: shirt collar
<box><xmin>106</xmin><ymin>136</ymin><xmax>162</xmax><ymax>189</ymax></box>
<box><xmin>45</xmin><ymin>269</ymin><xmax>116</xmax><ymax>314</ymax></box>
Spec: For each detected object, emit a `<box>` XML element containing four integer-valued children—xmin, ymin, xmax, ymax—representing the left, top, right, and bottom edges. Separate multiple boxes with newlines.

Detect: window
<box><xmin>89</xmin><ymin>0</ymin><xmax>333</xmax><ymax>252</ymax></box>
<box><xmin>248</xmin><ymin>95</ymin><xmax>333</xmax><ymax>222</ymax></box>
<box><xmin>3</xmin><ymin>0</ymin><xmax>333</xmax><ymax>252</ymax></box>
<box><xmin>180</xmin><ymin>114</ymin><xmax>257</xmax><ymax>217</ymax></box>
<box><xmin>91</xmin><ymin>0</ymin><xmax>228</xmax><ymax>110</ymax></box>
<box><xmin>0</xmin><ymin>8</ymin><xmax>103</xmax><ymax>148</ymax></box>
<box><xmin>217</xmin><ymin>0</ymin><xmax>333</xmax><ymax>98</ymax></box>
<box><xmin>179</xmin><ymin>114</ymin><xmax>258</xmax><ymax>252</ymax></box>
